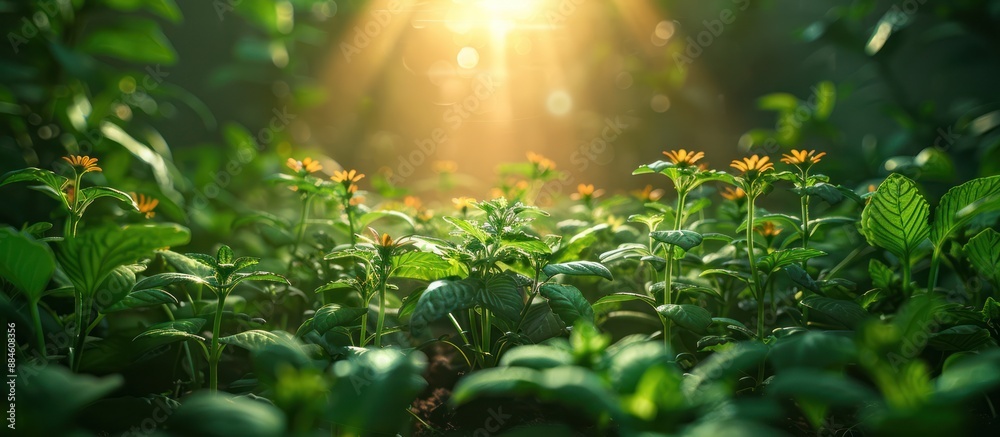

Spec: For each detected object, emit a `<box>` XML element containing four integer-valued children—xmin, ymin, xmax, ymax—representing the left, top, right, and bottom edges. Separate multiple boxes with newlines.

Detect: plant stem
<box><xmin>374</xmin><ymin>281</ymin><xmax>387</xmax><ymax>348</ymax></box>
<box><xmin>209</xmin><ymin>289</ymin><xmax>227</xmax><ymax>392</ymax></box>
<box><xmin>29</xmin><ymin>301</ymin><xmax>46</xmax><ymax>359</ymax></box>
<box><xmin>71</xmin><ymin>294</ymin><xmax>93</xmax><ymax>372</ymax></box>
<box><xmin>800</xmin><ymin>193</ymin><xmax>811</xmax><ymax>263</ymax></box>
<box><xmin>289</xmin><ymin>195</ymin><xmax>313</xmax><ymax>271</ymax></box>
<box><xmin>902</xmin><ymin>253</ymin><xmax>913</xmax><ymax>299</ymax></box>
<box><xmin>662</xmin><ymin>188</ymin><xmax>688</xmax><ymax>349</ymax></box>
<box><xmin>346</xmin><ymin>205</ymin><xmax>357</xmax><ymax>246</ymax></box>
<box><xmin>927</xmin><ymin>248</ymin><xmax>941</xmax><ymax>292</ymax></box>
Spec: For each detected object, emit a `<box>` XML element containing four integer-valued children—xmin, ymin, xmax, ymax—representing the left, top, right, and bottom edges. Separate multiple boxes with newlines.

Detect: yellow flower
<box><xmin>527</xmin><ymin>152</ymin><xmax>556</xmax><ymax>171</ymax></box>
<box><xmin>286</xmin><ymin>157</ymin><xmax>323</xmax><ymax>173</ymax></box>
<box><xmin>720</xmin><ymin>187</ymin><xmax>746</xmax><ymax>201</ymax></box>
<box><xmin>453</xmin><ymin>197</ymin><xmax>476</xmax><ymax>210</ymax></box>
<box><xmin>780</xmin><ymin>149</ymin><xmax>826</xmax><ymax>166</ymax></box>
<box><xmin>347</xmin><ymin>183</ymin><xmax>360</xmax><ymax>194</ymax></box>
<box><xmin>730</xmin><ymin>155</ymin><xmax>774</xmax><ymax>174</ymax></box>
<box><xmin>433</xmin><ymin>160</ymin><xmax>458</xmax><ymax>174</ymax></box>
<box><xmin>131</xmin><ymin>193</ymin><xmax>159</xmax><ymax>219</ymax></box>
<box><xmin>332</xmin><ymin>169</ymin><xmax>365</xmax><ymax>184</ymax></box>
<box><xmin>632</xmin><ymin>184</ymin><xmax>664</xmax><ymax>202</ymax></box>
<box><xmin>62</xmin><ymin>155</ymin><xmax>102</xmax><ymax>174</ymax></box>
<box><xmin>755</xmin><ymin>221</ymin><xmax>782</xmax><ymax>237</ymax></box>
<box><xmin>663</xmin><ymin>149</ymin><xmax>705</xmax><ymax>167</ymax></box>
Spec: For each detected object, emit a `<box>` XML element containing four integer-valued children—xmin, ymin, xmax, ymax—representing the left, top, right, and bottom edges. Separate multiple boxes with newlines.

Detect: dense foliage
<box><xmin>2</xmin><ymin>1</ymin><xmax>1000</xmax><ymax>436</ymax></box>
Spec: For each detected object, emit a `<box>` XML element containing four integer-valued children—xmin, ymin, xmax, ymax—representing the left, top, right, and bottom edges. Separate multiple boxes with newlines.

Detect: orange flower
<box><xmin>286</xmin><ymin>157</ymin><xmax>323</xmax><ymax>173</ymax></box>
<box><xmin>780</xmin><ymin>149</ymin><xmax>826</xmax><ymax>166</ymax></box>
<box><xmin>663</xmin><ymin>149</ymin><xmax>705</xmax><ymax>167</ymax></box>
<box><xmin>572</xmin><ymin>183</ymin><xmax>604</xmax><ymax>200</ymax></box>
<box><xmin>720</xmin><ymin>187</ymin><xmax>746</xmax><ymax>201</ymax></box>
<box><xmin>755</xmin><ymin>221</ymin><xmax>782</xmax><ymax>237</ymax></box>
<box><xmin>453</xmin><ymin>197</ymin><xmax>476</xmax><ymax>210</ymax></box>
<box><xmin>349</xmin><ymin>195</ymin><xmax>365</xmax><ymax>206</ymax></box>
<box><xmin>332</xmin><ymin>169</ymin><xmax>365</xmax><ymax>184</ymax></box>
<box><xmin>131</xmin><ymin>193</ymin><xmax>159</xmax><ymax>219</ymax></box>
<box><xmin>527</xmin><ymin>152</ymin><xmax>556</xmax><ymax>171</ymax></box>
<box><xmin>632</xmin><ymin>184</ymin><xmax>664</xmax><ymax>202</ymax></box>
<box><xmin>62</xmin><ymin>155</ymin><xmax>102</xmax><ymax>174</ymax></box>
<box><xmin>403</xmin><ymin>196</ymin><xmax>422</xmax><ymax>209</ymax></box>
<box><xmin>433</xmin><ymin>160</ymin><xmax>458</xmax><ymax>174</ymax></box>
<box><xmin>730</xmin><ymin>155</ymin><xmax>774</xmax><ymax>174</ymax></box>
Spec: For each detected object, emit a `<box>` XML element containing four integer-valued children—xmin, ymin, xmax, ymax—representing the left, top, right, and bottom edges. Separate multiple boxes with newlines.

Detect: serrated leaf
<box><xmin>861</xmin><ymin>173</ymin><xmax>930</xmax><ymax>262</ymax></box>
<box><xmin>656</xmin><ymin>304</ymin><xmax>712</xmax><ymax>333</ymax></box>
<box><xmin>932</xmin><ymin>176</ymin><xmax>1000</xmax><ymax>247</ymax></box>
<box><xmin>103</xmin><ymin>288</ymin><xmax>177</xmax><ymax>312</ymax></box>
<box><xmin>650</xmin><ymin>230</ymin><xmax>703</xmax><ymax>251</ymax></box>
<box><xmin>964</xmin><ymin>228</ymin><xmax>1000</xmax><ymax>286</ymax></box>
<box><xmin>443</xmin><ymin>216</ymin><xmax>489</xmax><ymax>243</ymax></box>
<box><xmin>392</xmin><ymin>251</ymin><xmax>451</xmax><ymax>281</ymax></box>
<box><xmin>542</xmin><ymin>261</ymin><xmax>612</xmax><ymax>281</ymax></box>
<box><xmin>134</xmin><ymin>318</ymin><xmax>205</xmax><ymax>346</ymax></box>
<box><xmin>231</xmin><ymin>272</ymin><xmax>289</xmax><ymax>286</ymax></box>
<box><xmin>133</xmin><ymin>272</ymin><xmax>208</xmax><ymax>290</ymax></box>
<box><xmin>409</xmin><ymin>278</ymin><xmax>480</xmax><ymax>334</ymax></box>
<box><xmin>539</xmin><ymin>283</ymin><xmax>594</xmax><ymax>327</ymax></box>
<box><xmin>869</xmin><ymin>259</ymin><xmax>894</xmax><ymax>290</ymax></box>
<box><xmin>928</xmin><ymin>325</ymin><xmax>996</xmax><ymax>351</ymax></box>
<box><xmin>757</xmin><ymin>248</ymin><xmax>826</xmax><ymax>274</ymax></box>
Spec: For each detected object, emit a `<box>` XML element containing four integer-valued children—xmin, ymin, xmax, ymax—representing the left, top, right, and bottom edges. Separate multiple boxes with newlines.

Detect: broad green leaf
<box><xmin>57</xmin><ymin>224</ymin><xmax>191</xmax><ymax>296</ymax></box>
<box><xmin>552</xmin><ymin>224</ymin><xmax>607</xmax><ymax>263</ymax></box>
<box><xmin>605</xmin><ymin>341</ymin><xmax>674</xmax><ymax>393</ymax></box>
<box><xmin>0</xmin><ymin>227</ymin><xmax>55</xmax><ymax>303</ymax></box>
<box><xmin>133</xmin><ymin>272</ymin><xmax>208</xmax><ymax>290</ymax></box>
<box><xmin>443</xmin><ymin>216</ymin><xmax>489</xmax><ymax>242</ymax></box>
<box><xmin>928</xmin><ymin>325</ymin><xmax>996</xmax><ymax>351</ymax></box>
<box><xmin>769</xmin><ymin>331</ymin><xmax>857</xmax><ymax>371</ymax></box>
<box><xmin>657</xmin><ymin>304</ymin><xmax>712</xmax><ymax>333</ymax></box>
<box><xmin>219</xmin><ymin>330</ymin><xmax>283</xmax><ymax>352</ymax></box>
<box><xmin>700</xmin><ymin>268</ymin><xmax>750</xmax><ymax>283</ymax></box>
<box><xmin>392</xmin><ymin>251</ymin><xmax>451</xmax><ymax>281</ymax></box>
<box><xmin>543</xmin><ymin>261</ymin><xmax>613</xmax><ymax>281</ymax></box>
<box><xmin>861</xmin><ymin>173</ymin><xmax>930</xmax><ymax>261</ymax></box>
<box><xmin>79</xmin><ymin>20</ymin><xmax>177</xmax><ymax>64</ymax></box>
<box><xmin>101</xmin><ymin>0</ymin><xmax>183</xmax><ymax>23</ymax></box>
<box><xmin>800</xmin><ymin>296</ymin><xmax>868</xmax><ymax>330</ymax></box>
<box><xmin>0</xmin><ymin>167</ymin><xmax>69</xmax><ymax>204</ymax></box>
<box><xmin>783</xmin><ymin>264</ymin><xmax>819</xmax><ymax>293</ymax></box>
<box><xmin>134</xmin><ymin>318</ymin><xmax>206</xmax><ymax>346</ymax></box>
<box><xmin>158</xmin><ymin>249</ymin><xmax>215</xmax><ymax>277</ymax></box>
<box><xmin>869</xmin><ymin>259</ymin><xmax>895</xmax><ymax>290</ymax></box>
<box><xmin>15</xmin><ymin>365</ymin><xmax>123</xmax><ymax>435</ymax></box>
<box><xmin>756</xmin><ymin>248</ymin><xmax>826</xmax><ymax>274</ymax></box>
<box><xmin>231</xmin><ymin>272</ymin><xmax>289</xmax><ymax>286</ymax></box>
<box><xmin>685</xmin><ymin>341</ymin><xmax>768</xmax><ymax>397</ymax></box>
<box><xmin>501</xmin><ymin>232</ymin><xmax>552</xmax><ymax>255</ymax></box>
<box><xmin>935</xmin><ymin>350</ymin><xmax>1000</xmax><ymax>402</ymax></box>
<box><xmin>539</xmin><ymin>283</ymin><xmax>594</xmax><ymax>327</ymax></box>
<box><xmin>499</xmin><ymin>345</ymin><xmax>573</xmax><ymax>369</ymax></box>
<box><xmin>479</xmin><ymin>273</ymin><xmax>524</xmax><ymax>322</ymax></box>
<box><xmin>964</xmin><ymin>228</ymin><xmax>1000</xmax><ymax>286</ymax></box>
<box><xmin>314</xmin><ymin>279</ymin><xmax>358</xmax><ymax>293</ymax></box>
<box><xmin>409</xmin><ymin>278</ymin><xmax>480</xmax><ymax>334</ymax></box>
<box><xmin>167</xmin><ymin>393</ymin><xmax>286</xmax><ymax>437</ymax></box>
<box><xmin>77</xmin><ymin>186</ymin><xmax>139</xmax><ymax>212</ymax></box>
<box><xmin>931</xmin><ymin>175</ymin><xmax>1000</xmax><ymax>247</ymax></box>
<box><xmin>767</xmin><ymin>369</ymin><xmax>877</xmax><ymax>428</ymax></box>
<box><xmin>358</xmin><ymin>210</ymin><xmax>416</xmax><ymax>230</ymax></box>
<box><xmin>327</xmin><ymin>349</ymin><xmax>427</xmax><ymax>434</ymax></box>
<box><xmin>451</xmin><ymin>367</ymin><xmax>542</xmax><ymax>404</ymax></box>
<box><xmin>102</xmin><ymin>288</ymin><xmax>178</xmax><ymax>312</ymax></box>
<box><xmin>313</xmin><ymin>304</ymin><xmax>367</xmax><ymax>333</ymax></box>
<box><xmin>650</xmin><ymin>230</ymin><xmax>703</xmax><ymax>251</ymax></box>
<box><xmin>592</xmin><ymin>292</ymin><xmax>656</xmax><ymax>315</ymax></box>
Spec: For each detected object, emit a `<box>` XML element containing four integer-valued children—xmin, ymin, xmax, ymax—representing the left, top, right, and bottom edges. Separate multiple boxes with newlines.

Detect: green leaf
<box><xmin>769</xmin><ymin>331</ymin><xmax>857</xmax><ymax>372</ymax></box>
<box><xmin>605</xmin><ymin>341</ymin><xmax>674</xmax><ymax>393</ymax></box>
<box><xmin>409</xmin><ymin>278</ymin><xmax>480</xmax><ymax>334</ymax></box>
<box><xmin>861</xmin><ymin>173</ymin><xmax>930</xmax><ymax>261</ymax></box>
<box><xmin>443</xmin><ymin>216</ymin><xmax>489</xmax><ymax>243</ymax></box>
<box><xmin>231</xmin><ymin>272</ymin><xmax>289</xmax><ymax>286</ymax></box>
<box><xmin>101</xmin><ymin>0</ymin><xmax>183</xmax><ymax>23</ymax></box>
<box><xmin>756</xmin><ymin>248</ymin><xmax>826</xmax><ymax>274</ymax></box>
<box><xmin>0</xmin><ymin>227</ymin><xmax>55</xmax><ymax>303</ymax></box>
<box><xmin>539</xmin><ymin>283</ymin><xmax>595</xmax><ymax>327</ymax></box>
<box><xmin>964</xmin><ymin>228</ymin><xmax>1000</xmax><ymax>286</ymax></box>
<box><xmin>869</xmin><ymin>259</ymin><xmax>895</xmax><ymax>290</ymax></box>
<box><xmin>358</xmin><ymin>210</ymin><xmax>416</xmax><ymax>230</ymax></box>
<box><xmin>767</xmin><ymin>369</ymin><xmax>877</xmax><ymax>426</ymax></box>
<box><xmin>77</xmin><ymin>186</ymin><xmax>139</xmax><ymax>212</ymax></box>
<box><xmin>159</xmin><ymin>249</ymin><xmax>215</xmax><ymax>277</ymax></box>
<box><xmin>783</xmin><ymin>264</ymin><xmax>819</xmax><ymax>293</ymax></box>
<box><xmin>392</xmin><ymin>251</ymin><xmax>451</xmax><ymax>281</ymax></box>
<box><xmin>479</xmin><ymin>273</ymin><xmax>524</xmax><ymax>322</ymax></box>
<box><xmin>700</xmin><ymin>268</ymin><xmax>750</xmax><ymax>283</ymax></box>
<box><xmin>134</xmin><ymin>318</ymin><xmax>206</xmax><ymax>346</ymax></box>
<box><xmin>737</xmin><ymin>213</ymin><xmax>801</xmax><ymax>233</ymax></box>
<box><xmin>931</xmin><ymin>176</ymin><xmax>1000</xmax><ymax>247</ymax></box>
<box><xmin>657</xmin><ymin>304</ymin><xmax>712</xmax><ymax>333</ymax></box>
<box><xmin>799</xmin><ymin>296</ymin><xmax>868</xmax><ymax>330</ymax></box>
<box><xmin>314</xmin><ymin>279</ymin><xmax>358</xmax><ymax>293</ymax></box>
<box><xmin>313</xmin><ymin>304</ymin><xmax>367</xmax><ymax>333</ymax></box>
<box><xmin>592</xmin><ymin>292</ymin><xmax>657</xmax><ymax>314</ymax></box>
<box><xmin>499</xmin><ymin>345</ymin><xmax>573</xmax><ymax>369</ymax></box>
<box><xmin>102</xmin><ymin>288</ymin><xmax>178</xmax><ymax>312</ymax></box>
<box><xmin>928</xmin><ymin>325</ymin><xmax>996</xmax><ymax>352</ymax></box>
<box><xmin>758</xmin><ymin>92</ymin><xmax>799</xmax><ymax>111</ymax></box>
<box><xmin>57</xmin><ymin>224</ymin><xmax>191</xmax><ymax>296</ymax></box>
<box><xmin>167</xmin><ymin>393</ymin><xmax>286</xmax><ymax>437</ymax></box>
<box><xmin>327</xmin><ymin>349</ymin><xmax>427</xmax><ymax>434</ymax></box>
<box><xmin>502</xmin><ymin>232</ymin><xmax>552</xmax><ymax>255</ymax></box>
<box><xmin>650</xmin><ymin>230</ymin><xmax>703</xmax><ymax>251</ymax></box>
<box><xmin>0</xmin><ymin>167</ymin><xmax>69</xmax><ymax>204</ymax></box>
<box><xmin>219</xmin><ymin>330</ymin><xmax>283</xmax><ymax>352</ymax></box>
<box><xmin>79</xmin><ymin>20</ymin><xmax>177</xmax><ymax>64</ymax></box>
<box><xmin>451</xmin><ymin>367</ymin><xmax>542</xmax><ymax>404</ymax></box>
<box><xmin>133</xmin><ymin>272</ymin><xmax>208</xmax><ymax>290</ymax></box>
<box><xmin>543</xmin><ymin>261</ymin><xmax>613</xmax><ymax>281</ymax></box>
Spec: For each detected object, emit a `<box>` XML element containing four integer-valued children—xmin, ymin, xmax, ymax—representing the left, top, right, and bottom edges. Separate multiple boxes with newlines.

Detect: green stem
<box><xmin>71</xmin><ymin>294</ymin><xmax>93</xmax><ymax>372</ymax></box>
<box><xmin>902</xmin><ymin>253</ymin><xmax>913</xmax><ymax>299</ymax></box>
<box><xmin>447</xmin><ymin>313</ymin><xmax>471</xmax><ymax>345</ymax></box>
<box><xmin>209</xmin><ymin>288</ymin><xmax>227</xmax><ymax>392</ymax></box>
<box><xmin>289</xmin><ymin>195</ymin><xmax>314</xmax><ymax>271</ymax></box>
<box><xmin>927</xmin><ymin>248</ymin><xmax>941</xmax><ymax>293</ymax></box>
<box><xmin>374</xmin><ymin>281</ymin><xmax>387</xmax><ymax>348</ymax></box>
<box><xmin>346</xmin><ymin>204</ymin><xmax>357</xmax><ymax>246</ymax></box>
<box><xmin>662</xmin><ymin>188</ymin><xmax>688</xmax><ymax>349</ymax></box>
<box><xmin>29</xmin><ymin>301</ymin><xmax>46</xmax><ymax>359</ymax></box>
